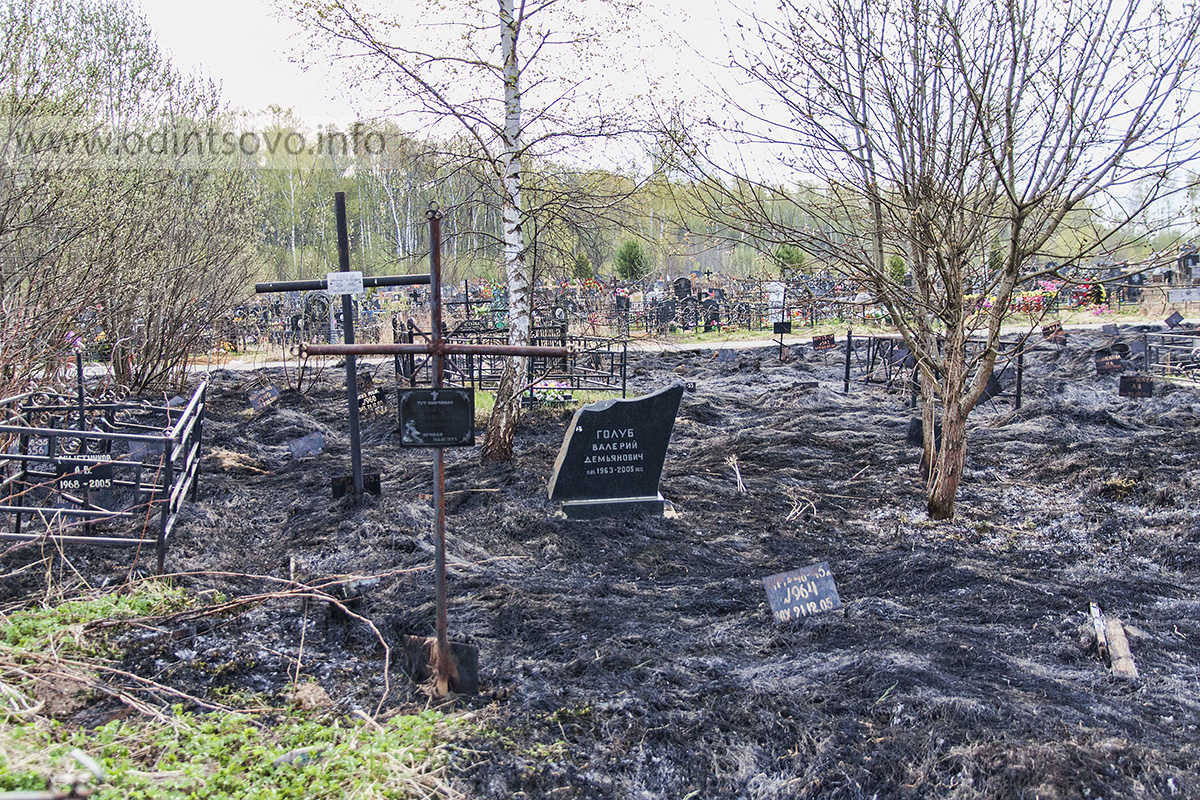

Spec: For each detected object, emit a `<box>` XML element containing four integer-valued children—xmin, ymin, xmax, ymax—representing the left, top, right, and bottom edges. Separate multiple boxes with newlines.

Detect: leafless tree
<box><xmin>679</xmin><ymin>0</ymin><xmax>1200</xmax><ymax>519</ymax></box>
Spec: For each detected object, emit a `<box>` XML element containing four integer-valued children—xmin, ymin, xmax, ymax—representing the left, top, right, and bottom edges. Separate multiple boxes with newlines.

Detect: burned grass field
<box><xmin>5</xmin><ymin>329</ymin><xmax>1200</xmax><ymax>799</ymax></box>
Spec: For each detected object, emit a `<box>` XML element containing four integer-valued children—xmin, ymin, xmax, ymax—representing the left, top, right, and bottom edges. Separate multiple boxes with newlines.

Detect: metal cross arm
<box><xmin>300</xmin><ymin>341</ymin><xmax>571</xmax><ymax>360</ymax></box>
<box><xmin>254</xmin><ymin>274</ymin><xmax>431</xmax><ymax>294</ymax></box>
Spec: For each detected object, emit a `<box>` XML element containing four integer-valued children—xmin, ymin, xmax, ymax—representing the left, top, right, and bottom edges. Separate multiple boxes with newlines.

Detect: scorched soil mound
<box><xmin>5</xmin><ymin>328</ymin><xmax>1200</xmax><ymax>800</ymax></box>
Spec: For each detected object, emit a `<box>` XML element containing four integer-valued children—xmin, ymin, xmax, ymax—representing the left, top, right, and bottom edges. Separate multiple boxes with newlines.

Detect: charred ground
<box><xmin>5</xmin><ymin>328</ymin><xmax>1200</xmax><ymax>799</ymax></box>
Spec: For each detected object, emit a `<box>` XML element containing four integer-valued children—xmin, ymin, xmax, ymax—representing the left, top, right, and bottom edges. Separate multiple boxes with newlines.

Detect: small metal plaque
<box><xmin>326</xmin><ymin>270</ymin><xmax>364</xmax><ymax>296</ymax></box>
<box><xmin>1119</xmin><ymin>375</ymin><xmax>1153</xmax><ymax>398</ymax></box>
<box><xmin>812</xmin><ymin>333</ymin><xmax>837</xmax><ymax>351</ymax></box>
<box><xmin>763</xmin><ymin>562</ymin><xmax>842</xmax><ymax>623</ymax></box>
<box><xmin>1095</xmin><ymin>353</ymin><xmax>1122</xmax><ymax>375</ymax></box>
<box><xmin>56</xmin><ymin>457</ymin><xmax>114</xmax><ymax>492</ymax></box>
<box><xmin>1165</xmin><ymin>311</ymin><xmax>1184</xmax><ymax>329</ymax></box>
<box><xmin>773</xmin><ymin>321</ymin><xmax>792</xmax><ymax>335</ymax></box>
<box><xmin>399</xmin><ymin>388</ymin><xmax>474</xmax><ymax>447</ymax></box>
<box><xmin>358</xmin><ymin>388</ymin><xmax>389</xmax><ymax>413</ymax></box>
<box><xmin>249</xmin><ymin>386</ymin><xmax>280</xmax><ymax>411</ymax></box>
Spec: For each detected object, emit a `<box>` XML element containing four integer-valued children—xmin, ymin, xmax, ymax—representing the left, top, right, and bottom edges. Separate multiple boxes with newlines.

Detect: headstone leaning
<box><xmin>547</xmin><ymin>383</ymin><xmax>684</xmax><ymax>519</ymax></box>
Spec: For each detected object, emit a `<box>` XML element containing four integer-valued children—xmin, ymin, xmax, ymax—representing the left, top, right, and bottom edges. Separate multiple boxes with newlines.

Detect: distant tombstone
<box><xmin>763</xmin><ymin>562</ymin><xmax>842</xmax><ymax>623</ymax></box>
<box><xmin>1042</xmin><ymin>321</ymin><xmax>1066</xmax><ymax>341</ymax></box>
<box><xmin>249</xmin><ymin>386</ymin><xmax>280</xmax><ymax>411</ymax></box>
<box><xmin>1165</xmin><ymin>311</ymin><xmax>1184</xmax><ymax>329</ymax></box>
<box><xmin>547</xmin><ymin>383</ymin><xmax>684</xmax><ymax>519</ymax></box>
<box><xmin>1095</xmin><ymin>352</ymin><xmax>1122</xmax><ymax>375</ymax></box>
<box><xmin>1102</xmin><ymin>324</ymin><xmax>1120</xmax><ymax>336</ymax></box>
<box><xmin>399</xmin><ymin>388</ymin><xmax>474</xmax><ymax>447</ymax></box>
<box><xmin>288</xmin><ymin>432</ymin><xmax>325</xmax><ymax>460</ymax></box>
<box><xmin>979</xmin><ymin>372</ymin><xmax>1004</xmax><ymax>404</ymax></box>
<box><xmin>766</xmin><ymin>281</ymin><xmax>786</xmax><ymax>323</ymax></box>
<box><xmin>1119</xmin><ymin>375</ymin><xmax>1153</xmax><ymax>398</ymax></box>
<box><xmin>812</xmin><ymin>333</ymin><xmax>837</xmax><ymax>351</ymax></box>
<box><xmin>889</xmin><ymin>346</ymin><xmax>915</xmax><ymax>368</ymax></box>
<box><xmin>673</xmin><ymin>277</ymin><xmax>692</xmax><ymax>299</ymax></box>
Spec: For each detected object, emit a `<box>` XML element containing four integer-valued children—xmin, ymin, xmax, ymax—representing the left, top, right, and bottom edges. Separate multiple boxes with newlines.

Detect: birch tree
<box><xmin>288</xmin><ymin>0</ymin><xmax>648</xmax><ymax>461</ymax></box>
<box><xmin>683</xmin><ymin>0</ymin><xmax>1200</xmax><ymax>519</ymax></box>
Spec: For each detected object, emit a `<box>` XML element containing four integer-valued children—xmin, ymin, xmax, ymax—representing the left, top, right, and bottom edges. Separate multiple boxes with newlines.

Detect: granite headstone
<box><xmin>548</xmin><ymin>383</ymin><xmax>684</xmax><ymax>518</ymax></box>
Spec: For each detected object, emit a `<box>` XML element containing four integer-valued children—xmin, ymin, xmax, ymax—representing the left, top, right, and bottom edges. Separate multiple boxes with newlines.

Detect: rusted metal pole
<box><xmin>335</xmin><ymin>192</ymin><xmax>365</xmax><ymax>501</ymax></box>
<box><xmin>427</xmin><ymin>204</ymin><xmax>455</xmax><ymax>694</ymax></box>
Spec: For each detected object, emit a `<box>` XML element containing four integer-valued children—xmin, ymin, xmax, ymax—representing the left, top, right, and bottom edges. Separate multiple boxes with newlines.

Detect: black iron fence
<box><xmin>0</xmin><ymin>382</ymin><xmax>206</xmax><ymax>573</ymax></box>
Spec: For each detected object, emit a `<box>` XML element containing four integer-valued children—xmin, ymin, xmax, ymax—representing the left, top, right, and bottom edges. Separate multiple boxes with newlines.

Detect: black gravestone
<box><xmin>547</xmin><ymin>383</ymin><xmax>684</xmax><ymax>518</ymax></box>
<box><xmin>763</xmin><ymin>562</ymin><xmax>842</xmax><ymax>623</ymax></box>
<box><xmin>1165</xmin><ymin>311</ymin><xmax>1184</xmax><ymax>328</ymax></box>
<box><xmin>673</xmin><ymin>277</ymin><xmax>692</xmax><ymax>299</ymax></box>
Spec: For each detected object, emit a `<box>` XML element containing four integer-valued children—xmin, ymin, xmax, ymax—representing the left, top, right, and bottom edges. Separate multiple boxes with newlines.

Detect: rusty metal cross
<box><xmin>303</xmin><ymin>203</ymin><xmax>569</xmax><ymax>696</ymax></box>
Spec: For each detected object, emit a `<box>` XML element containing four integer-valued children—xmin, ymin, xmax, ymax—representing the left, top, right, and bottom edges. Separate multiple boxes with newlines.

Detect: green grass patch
<box><xmin>0</xmin><ymin>584</ymin><xmax>465</xmax><ymax>799</ymax></box>
<box><xmin>1</xmin><ymin>706</ymin><xmax>459</xmax><ymax>799</ymax></box>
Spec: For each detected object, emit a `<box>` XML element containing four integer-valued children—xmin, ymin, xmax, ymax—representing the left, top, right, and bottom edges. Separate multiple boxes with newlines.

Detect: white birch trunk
<box><xmin>482</xmin><ymin>0</ymin><xmax>530</xmax><ymax>461</ymax></box>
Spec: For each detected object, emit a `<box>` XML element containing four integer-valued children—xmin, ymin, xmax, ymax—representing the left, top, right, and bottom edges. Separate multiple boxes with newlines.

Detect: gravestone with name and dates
<box><xmin>548</xmin><ymin>383</ymin><xmax>684</xmax><ymax>519</ymax></box>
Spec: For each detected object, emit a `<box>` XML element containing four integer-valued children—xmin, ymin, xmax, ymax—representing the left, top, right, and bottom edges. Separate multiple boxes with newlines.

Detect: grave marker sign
<box><xmin>1119</xmin><ymin>375</ymin><xmax>1153</xmax><ymax>398</ymax></box>
<box><xmin>399</xmin><ymin>388</ymin><xmax>474</xmax><ymax>447</ymax></box>
<box><xmin>812</xmin><ymin>333</ymin><xmax>837</xmax><ymax>351</ymax></box>
<box><xmin>1095</xmin><ymin>352</ymin><xmax>1122</xmax><ymax>375</ymax></box>
<box><xmin>249</xmin><ymin>386</ymin><xmax>280</xmax><ymax>411</ymax></box>
<box><xmin>547</xmin><ymin>383</ymin><xmax>684</xmax><ymax>519</ymax></box>
<box><xmin>1042</xmin><ymin>321</ymin><xmax>1066</xmax><ymax>341</ymax></box>
<box><xmin>763</xmin><ymin>562</ymin><xmax>842</xmax><ymax>623</ymax></box>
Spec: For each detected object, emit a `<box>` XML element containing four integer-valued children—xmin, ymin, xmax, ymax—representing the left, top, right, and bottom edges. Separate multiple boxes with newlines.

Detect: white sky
<box><xmin>134</xmin><ymin>0</ymin><xmax>749</xmax><ymax>127</ymax></box>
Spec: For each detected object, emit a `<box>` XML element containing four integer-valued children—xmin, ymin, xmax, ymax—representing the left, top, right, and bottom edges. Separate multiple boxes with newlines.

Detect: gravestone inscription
<box><xmin>763</xmin><ymin>562</ymin><xmax>842</xmax><ymax>623</ymax></box>
<box><xmin>548</xmin><ymin>383</ymin><xmax>684</xmax><ymax>518</ymax></box>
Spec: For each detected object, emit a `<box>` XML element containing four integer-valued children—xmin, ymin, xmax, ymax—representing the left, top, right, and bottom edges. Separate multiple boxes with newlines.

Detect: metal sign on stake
<box><xmin>303</xmin><ymin>203</ymin><xmax>571</xmax><ymax>696</ymax></box>
<box><xmin>254</xmin><ymin>192</ymin><xmax>432</xmax><ymax>500</ymax></box>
